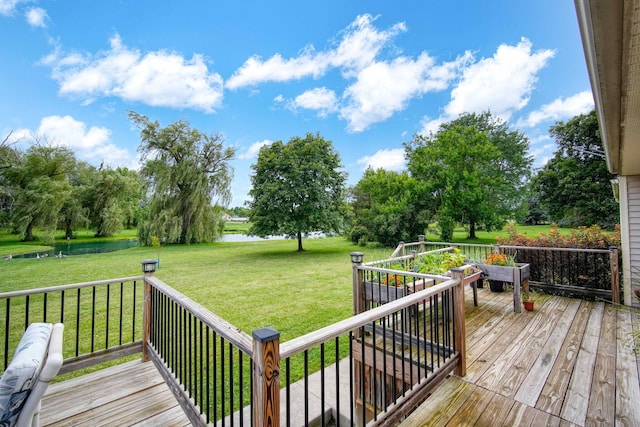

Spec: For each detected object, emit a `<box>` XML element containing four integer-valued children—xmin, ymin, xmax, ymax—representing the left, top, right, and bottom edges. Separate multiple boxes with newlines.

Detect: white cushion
<box><xmin>0</xmin><ymin>323</ymin><xmax>52</xmax><ymax>426</ymax></box>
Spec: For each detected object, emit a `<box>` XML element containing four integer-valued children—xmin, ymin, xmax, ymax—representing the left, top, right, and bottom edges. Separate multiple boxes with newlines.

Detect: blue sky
<box><xmin>1</xmin><ymin>1</ymin><xmax>594</xmax><ymax>207</ymax></box>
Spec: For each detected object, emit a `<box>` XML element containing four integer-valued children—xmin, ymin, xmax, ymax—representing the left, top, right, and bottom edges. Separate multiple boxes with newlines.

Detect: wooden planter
<box><xmin>477</xmin><ymin>263</ymin><xmax>530</xmax><ymax>283</ymax></box>
<box><xmin>364</xmin><ymin>269</ymin><xmax>482</xmax><ymax>305</ymax></box>
<box><xmin>476</xmin><ymin>263</ymin><xmax>530</xmax><ymax>313</ymax></box>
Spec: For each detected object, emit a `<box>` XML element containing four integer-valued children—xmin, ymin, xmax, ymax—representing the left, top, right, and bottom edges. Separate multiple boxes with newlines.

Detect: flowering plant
<box><xmin>484</xmin><ymin>253</ymin><xmax>516</xmax><ymax>266</ymax></box>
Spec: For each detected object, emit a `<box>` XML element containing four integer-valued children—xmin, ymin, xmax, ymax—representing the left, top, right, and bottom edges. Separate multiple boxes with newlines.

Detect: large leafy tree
<box><xmin>349</xmin><ymin>168</ymin><xmax>431</xmax><ymax>247</ymax></box>
<box><xmin>130</xmin><ymin>112</ymin><xmax>235</xmax><ymax>245</ymax></box>
<box><xmin>531</xmin><ymin>110</ymin><xmax>618</xmax><ymax>228</ymax></box>
<box><xmin>3</xmin><ymin>144</ymin><xmax>74</xmax><ymax>242</ymax></box>
<box><xmin>406</xmin><ymin>112</ymin><xmax>532</xmax><ymax>240</ymax></box>
<box><xmin>247</xmin><ymin>133</ymin><xmax>347</xmax><ymax>251</ymax></box>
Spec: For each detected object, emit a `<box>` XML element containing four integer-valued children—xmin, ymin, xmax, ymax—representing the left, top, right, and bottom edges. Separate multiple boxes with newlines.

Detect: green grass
<box><xmin>0</xmin><ymin>223</ymin><xmax>579</xmax><ymax>338</ymax></box>
<box><xmin>1</xmin><ymin>237</ymin><xmax>363</xmax><ymax>341</ymax></box>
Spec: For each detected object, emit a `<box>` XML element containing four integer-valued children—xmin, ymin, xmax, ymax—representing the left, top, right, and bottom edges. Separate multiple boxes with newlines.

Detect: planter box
<box><xmin>363</xmin><ymin>269</ymin><xmax>482</xmax><ymax>305</ymax></box>
<box><xmin>477</xmin><ymin>263</ymin><xmax>529</xmax><ymax>283</ymax></box>
<box><xmin>476</xmin><ymin>263</ymin><xmax>530</xmax><ymax>313</ymax></box>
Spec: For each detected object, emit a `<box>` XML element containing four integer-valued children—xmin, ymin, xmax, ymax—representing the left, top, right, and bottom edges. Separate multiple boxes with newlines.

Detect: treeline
<box><xmin>0</xmin><ymin>109</ymin><xmax>618</xmax><ymax>248</ymax></box>
<box><xmin>347</xmin><ymin>110</ymin><xmax>619</xmax><ymax>246</ymax></box>
<box><xmin>0</xmin><ymin>112</ymin><xmax>235</xmax><ymax>245</ymax></box>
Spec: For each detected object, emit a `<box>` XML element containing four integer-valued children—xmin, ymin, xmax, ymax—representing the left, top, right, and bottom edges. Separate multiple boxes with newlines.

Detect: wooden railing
<box><xmin>0</xmin><ymin>276</ymin><xmax>145</xmax><ymax>374</ymax></box>
<box><xmin>2</xmin><ymin>256</ymin><xmax>468</xmax><ymax>426</ymax></box>
<box><xmin>393</xmin><ymin>238</ymin><xmax>620</xmax><ymax>303</ymax></box>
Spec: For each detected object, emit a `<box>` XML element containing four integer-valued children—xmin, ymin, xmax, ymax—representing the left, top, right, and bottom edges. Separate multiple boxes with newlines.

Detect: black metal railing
<box><xmin>393</xmin><ymin>240</ymin><xmax>620</xmax><ymax>301</ymax></box>
<box><xmin>0</xmin><ymin>277</ymin><xmax>144</xmax><ymax>374</ymax></box>
<box><xmin>279</xmin><ymin>271</ymin><xmax>465</xmax><ymax>426</ymax></box>
<box><xmin>144</xmin><ymin>276</ymin><xmax>253</xmax><ymax>426</ymax></box>
<box><xmin>3</xmin><ymin>260</ymin><xmax>467</xmax><ymax>426</ymax></box>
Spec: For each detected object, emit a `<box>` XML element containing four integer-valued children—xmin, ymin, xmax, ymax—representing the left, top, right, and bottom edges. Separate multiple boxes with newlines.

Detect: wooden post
<box><xmin>492</xmin><ymin>244</ymin><xmax>500</xmax><ymax>254</ymax></box>
<box><xmin>253</xmin><ymin>327</ymin><xmax>280</xmax><ymax>427</ymax></box>
<box><xmin>351</xmin><ymin>252</ymin><xmax>365</xmax><ymax>315</ymax></box>
<box><xmin>418</xmin><ymin>234</ymin><xmax>425</xmax><ymax>254</ymax></box>
<box><xmin>513</xmin><ymin>267</ymin><xmax>522</xmax><ymax>313</ymax></box>
<box><xmin>610</xmin><ymin>246</ymin><xmax>620</xmax><ymax>304</ymax></box>
<box><xmin>451</xmin><ymin>268</ymin><xmax>466</xmax><ymax>376</ymax></box>
<box><xmin>142</xmin><ymin>276</ymin><xmax>151</xmax><ymax>362</ymax></box>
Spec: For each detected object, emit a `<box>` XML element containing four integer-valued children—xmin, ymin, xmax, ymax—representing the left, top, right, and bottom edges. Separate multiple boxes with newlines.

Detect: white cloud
<box><xmin>0</xmin><ymin>0</ymin><xmax>28</xmax><ymax>15</ymax></box>
<box><xmin>357</xmin><ymin>148</ymin><xmax>406</xmax><ymax>171</ymax></box>
<box><xmin>289</xmin><ymin>87</ymin><xmax>338</xmax><ymax>117</ymax></box>
<box><xmin>446</xmin><ymin>38</ymin><xmax>554</xmax><ymax>119</ymax></box>
<box><xmin>42</xmin><ymin>34</ymin><xmax>224</xmax><ymax>112</ymax></box>
<box><xmin>25</xmin><ymin>7</ymin><xmax>46</xmax><ymax>27</ymax></box>
<box><xmin>342</xmin><ymin>52</ymin><xmax>472</xmax><ymax>132</ymax></box>
<box><xmin>226</xmin><ymin>14</ymin><xmax>404</xmax><ymax>90</ymax></box>
<box><xmin>227</xmin><ymin>13</ymin><xmax>478</xmax><ymax>132</ymax></box>
<box><xmin>420</xmin><ymin>38</ymin><xmax>554</xmax><ymax>135</ymax></box>
<box><xmin>518</xmin><ymin>90</ymin><xmax>594</xmax><ymax>127</ymax></box>
<box><xmin>12</xmin><ymin>115</ymin><xmax>139</xmax><ymax>169</ymax></box>
<box><xmin>238</xmin><ymin>139</ymin><xmax>272</xmax><ymax>160</ymax></box>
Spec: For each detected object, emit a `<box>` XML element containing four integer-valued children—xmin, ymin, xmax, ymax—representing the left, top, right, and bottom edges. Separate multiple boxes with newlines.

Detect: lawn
<box><xmin>0</xmin><ymin>223</ymin><xmax>574</xmax><ymax>340</ymax></box>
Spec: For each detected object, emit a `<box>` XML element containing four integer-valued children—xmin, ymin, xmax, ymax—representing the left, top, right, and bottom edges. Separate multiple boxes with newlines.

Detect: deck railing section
<box><xmin>0</xmin><ymin>276</ymin><xmax>144</xmax><ymax>374</ymax></box>
<box><xmin>393</xmin><ymin>238</ymin><xmax>620</xmax><ymax>302</ymax></box>
<box><xmin>141</xmin><ymin>263</ymin><xmax>465</xmax><ymax>426</ymax></box>
<box><xmin>143</xmin><ymin>275</ymin><xmax>253</xmax><ymax>426</ymax></box>
<box><xmin>3</xmin><ymin>256</ymin><xmax>467</xmax><ymax>426</ymax></box>
<box><xmin>277</xmin><ymin>266</ymin><xmax>465</xmax><ymax>426</ymax></box>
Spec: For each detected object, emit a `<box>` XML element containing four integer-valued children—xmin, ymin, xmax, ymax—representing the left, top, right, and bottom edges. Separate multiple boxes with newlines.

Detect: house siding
<box><xmin>626</xmin><ymin>176</ymin><xmax>640</xmax><ymax>306</ymax></box>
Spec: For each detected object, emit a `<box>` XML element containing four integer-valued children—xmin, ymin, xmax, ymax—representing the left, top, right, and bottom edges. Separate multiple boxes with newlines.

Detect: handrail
<box><xmin>0</xmin><ymin>275</ymin><xmax>145</xmax><ymax>298</ymax></box>
<box><xmin>280</xmin><ymin>277</ymin><xmax>459</xmax><ymax>359</ymax></box>
<box><xmin>145</xmin><ymin>276</ymin><xmax>253</xmax><ymax>355</ymax></box>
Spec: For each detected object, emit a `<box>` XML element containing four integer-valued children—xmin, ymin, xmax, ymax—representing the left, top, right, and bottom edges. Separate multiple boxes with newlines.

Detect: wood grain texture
<box><xmin>40</xmin><ymin>360</ymin><xmax>189</xmax><ymax>426</ymax></box>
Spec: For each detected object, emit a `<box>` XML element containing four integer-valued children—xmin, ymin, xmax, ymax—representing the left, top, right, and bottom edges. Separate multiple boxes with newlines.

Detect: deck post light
<box><xmin>350</xmin><ymin>252</ymin><xmax>364</xmax><ymax>264</ymax></box>
<box><xmin>141</xmin><ymin>259</ymin><xmax>158</xmax><ymax>275</ymax></box>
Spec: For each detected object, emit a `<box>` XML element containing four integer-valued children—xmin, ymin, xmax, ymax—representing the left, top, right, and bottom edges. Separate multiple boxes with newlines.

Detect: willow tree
<box><xmin>247</xmin><ymin>133</ymin><xmax>347</xmax><ymax>251</ymax></box>
<box><xmin>130</xmin><ymin>112</ymin><xmax>235</xmax><ymax>245</ymax></box>
<box><xmin>3</xmin><ymin>144</ymin><xmax>74</xmax><ymax>242</ymax></box>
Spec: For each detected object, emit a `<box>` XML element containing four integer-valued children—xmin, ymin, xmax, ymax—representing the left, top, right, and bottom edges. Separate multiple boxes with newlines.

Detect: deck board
<box><xmin>37</xmin><ymin>285</ymin><xmax>640</xmax><ymax>427</ymax></box>
<box><xmin>41</xmin><ymin>360</ymin><xmax>190</xmax><ymax>427</ymax></box>
<box><xmin>401</xmin><ymin>288</ymin><xmax>640</xmax><ymax>427</ymax></box>
<box><xmin>615</xmin><ymin>310</ymin><xmax>640</xmax><ymax>426</ymax></box>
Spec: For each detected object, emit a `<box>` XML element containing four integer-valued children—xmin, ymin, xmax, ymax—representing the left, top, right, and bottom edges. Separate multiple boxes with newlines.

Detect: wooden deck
<box><xmin>37</xmin><ymin>285</ymin><xmax>640</xmax><ymax>426</ymax></box>
<box><xmin>401</xmin><ymin>285</ymin><xmax>640</xmax><ymax>426</ymax></box>
<box><xmin>40</xmin><ymin>359</ymin><xmax>191</xmax><ymax>426</ymax></box>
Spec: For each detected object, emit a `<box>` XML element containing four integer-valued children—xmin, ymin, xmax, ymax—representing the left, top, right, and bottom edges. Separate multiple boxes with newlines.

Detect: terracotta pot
<box><xmin>523</xmin><ymin>300</ymin><xmax>534</xmax><ymax>311</ymax></box>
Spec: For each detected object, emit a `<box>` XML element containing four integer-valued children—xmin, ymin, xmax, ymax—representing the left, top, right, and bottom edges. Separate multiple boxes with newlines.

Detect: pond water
<box><xmin>12</xmin><ymin>239</ymin><xmax>139</xmax><ymax>259</ymax></box>
<box><xmin>9</xmin><ymin>232</ymin><xmax>327</xmax><ymax>258</ymax></box>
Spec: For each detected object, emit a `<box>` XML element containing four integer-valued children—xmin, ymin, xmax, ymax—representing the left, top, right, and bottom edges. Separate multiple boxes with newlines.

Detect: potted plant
<box><xmin>522</xmin><ymin>291</ymin><xmax>537</xmax><ymax>311</ymax></box>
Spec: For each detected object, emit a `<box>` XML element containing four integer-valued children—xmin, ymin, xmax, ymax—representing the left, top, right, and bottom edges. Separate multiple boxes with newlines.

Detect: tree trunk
<box><xmin>65</xmin><ymin>218</ymin><xmax>73</xmax><ymax>239</ymax></box>
<box><xmin>23</xmin><ymin>221</ymin><xmax>35</xmax><ymax>241</ymax></box>
<box><xmin>297</xmin><ymin>230</ymin><xmax>304</xmax><ymax>252</ymax></box>
<box><xmin>469</xmin><ymin>221</ymin><xmax>477</xmax><ymax>239</ymax></box>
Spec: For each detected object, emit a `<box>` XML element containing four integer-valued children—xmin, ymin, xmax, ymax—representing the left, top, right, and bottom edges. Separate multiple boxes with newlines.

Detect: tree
<box><xmin>130</xmin><ymin>112</ymin><xmax>235</xmax><ymax>245</ymax></box>
<box><xmin>3</xmin><ymin>144</ymin><xmax>74</xmax><ymax>242</ymax></box>
<box><xmin>349</xmin><ymin>168</ymin><xmax>431</xmax><ymax>247</ymax></box>
<box><xmin>88</xmin><ymin>167</ymin><xmax>142</xmax><ymax>237</ymax></box>
<box><xmin>406</xmin><ymin>112</ymin><xmax>532</xmax><ymax>240</ymax></box>
<box><xmin>59</xmin><ymin>160</ymin><xmax>94</xmax><ymax>239</ymax></box>
<box><xmin>531</xmin><ymin>110</ymin><xmax>618</xmax><ymax>228</ymax></box>
<box><xmin>247</xmin><ymin>133</ymin><xmax>347</xmax><ymax>251</ymax></box>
